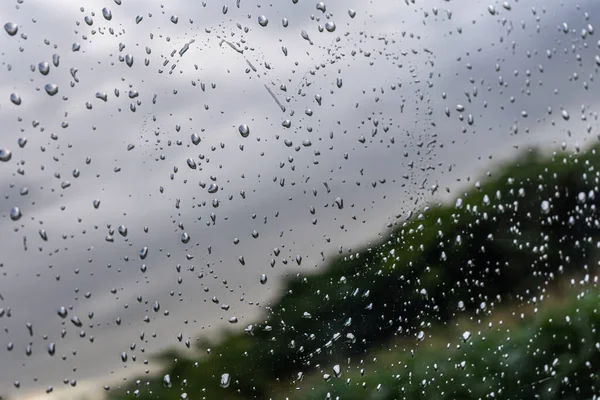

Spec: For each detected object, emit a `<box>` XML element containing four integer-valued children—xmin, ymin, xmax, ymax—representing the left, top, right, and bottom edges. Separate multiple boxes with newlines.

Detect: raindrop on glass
<box><xmin>4</xmin><ymin>22</ymin><xmax>18</xmax><ymax>36</ymax></box>
<box><xmin>239</xmin><ymin>124</ymin><xmax>250</xmax><ymax>138</ymax></box>
<box><xmin>258</xmin><ymin>15</ymin><xmax>268</xmax><ymax>27</ymax></box>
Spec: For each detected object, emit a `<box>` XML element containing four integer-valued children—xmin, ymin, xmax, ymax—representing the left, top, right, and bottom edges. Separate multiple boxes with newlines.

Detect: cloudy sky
<box><xmin>0</xmin><ymin>0</ymin><xmax>599</xmax><ymax>398</ymax></box>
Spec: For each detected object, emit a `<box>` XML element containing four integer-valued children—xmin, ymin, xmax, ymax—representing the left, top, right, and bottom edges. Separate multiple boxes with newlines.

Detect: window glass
<box><xmin>1</xmin><ymin>1</ymin><xmax>600</xmax><ymax>399</ymax></box>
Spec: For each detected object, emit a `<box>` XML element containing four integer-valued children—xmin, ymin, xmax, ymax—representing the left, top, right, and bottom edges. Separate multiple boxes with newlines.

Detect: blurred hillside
<box><xmin>112</xmin><ymin>143</ymin><xmax>600</xmax><ymax>399</ymax></box>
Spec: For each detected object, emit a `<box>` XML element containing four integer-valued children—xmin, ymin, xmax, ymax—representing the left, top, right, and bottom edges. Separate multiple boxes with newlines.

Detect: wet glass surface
<box><xmin>1</xmin><ymin>0</ymin><xmax>600</xmax><ymax>399</ymax></box>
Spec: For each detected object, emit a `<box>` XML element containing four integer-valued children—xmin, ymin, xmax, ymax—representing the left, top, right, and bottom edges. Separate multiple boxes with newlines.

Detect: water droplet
<box><xmin>4</xmin><ymin>22</ymin><xmax>18</xmax><ymax>36</ymax></box>
<box><xmin>10</xmin><ymin>93</ymin><xmax>22</xmax><ymax>105</ymax></box>
<box><xmin>334</xmin><ymin>197</ymin><xmax>343</xmax><ymax>209</ymax></box>
<box><xmin>186</xmin><ymin>158</ymin><xmax>197</xmax><ymax>169</ymax></box>
<box><xmin>316</xmin><ymin>2</ymin><xmax>326</xmax><ymax>12</ymax></box>
<box><xmin>163</xmin><ymin>374</ymin><xmax>172</xmax><ymax>387</ymax></box>
<box><xmin>71</xmin><ymin>316</ymin><xmax>82</xmax><ymax>327</ymax></box>
<box><xmin>461</xmin><ymin>331</ymin><xmax>472</xmax><ymax>342</ymax></box>
<box><xmin>208</xmin><ymin>183</ymin><xmax>219</xmax><ymax>193</ymax></box>
<box><xmin>38</xmin><ymin>61</ymin><xmax>50</xmax><ymax>75</ymax></box>
<box><xmin>348</xmin><ymin>9</ymin><xmax>356</xmax><ymax>18</ymax></box>
<box><xmin>333</xmin><ymin>364</ymin><xmax>341</xmax><ymax>377</ymax></box>
<box><xmin>153</xmin><ymin>301</ymin><xmax>160</xmax><ymax>312</ymax></box>
<box><xmin>417</xmin><ymin>331</ymin><xmax>425</xmax><ymax>341</ymax></box>
<box><xmin>118</xmin><ymin>225</ymin><xmax>128</xmax><ymax>237</ymax></box>
<box><xmin>93</xmin><ymin>199</ymin><xmax>101</xmax><ymax>209</ymax></box>
<box><xmin>140</xmin><ymin>246</ymin><xmax>148</xmax><ymax>260</ymax></box>
<box><xmin>220</xmin><ymin>373</ymin><xmax>231</xmax><ymax>388</ymax></box>
<box><xmin>259</xmin><ymin>274</ymin><xmax>267</xmax><ymax>284</ymax></box>
<box><xmin>301</xmin><ymin>30</ymin><xmax>312</xmax><ymax>44</ymax></box>
<box><xmin>325</xmin><ymin>21</ymin><xmax>336</xmax><ymax>32</ymax></box>
<box><xmin>125</xmin><ymin>54</ymin><xmax>134</xmax><ymax>67</ymax></box>
<box><xmin>170</xmin><ymin>15</ymin><xmax>179</xmax><ymax>24</ymax></box>
<box><xmin>17</xmin><ymin>138</ymin><xmax>27</xmax><ymax>148</ymax></box>
<box><xmin>44</xmin><ymin>83</ymin><xmax>58</xmax><ymax>96</ymax></box>
<box><xmin>39</xmin><ymin>229</ymin><xmax>48</xmax><ymax>241</ymax></box>
<box><xmin>135</xmin><ymin>15</ymin><xmax>143</xmax><ymax>24</ymax></box>
<box><xmin>102</xmin><ymin>8</ymin><xmax>112</xmax><ymax>20</ymax></box>
<box><xmin>541</xmin><ymin>200</ymin><xmax>550</xmax><ymax>213</ymax></box>
<box><xmin>561</xmin><ymin>109</ymin><xmax>570</xmax><ymax>121</ymax></box>
<box><xmin>488</xmin><ymin>5</ymin><xmax>496</xmax><ymax>15</ymax></box>
<box><xmin>48</xmin><ymin>342</ymin><xmax>56</xmax><ymax>356</ymax></box>
<box><xmin>121</xmin><ymin>352</ymin><xmax>128</xmax><ymax>362</ymax></box>
<box><xmin>191</xmin><ymin>133</ymin><xmax>201</xmax><ymax>145</ymax></box>
<box><xmin>57</xmin><ymin>306</ymin><xmax>68</xmax><ymax>318</ymax></box>
<box><xmin>10</xmin><ymin>207</ymin><xmax>21</xmax><ymax>221</ymax></box>
<box><xmin>228</xmin><ymin>316</ymin><xmax>238</xmax><ymax>323</ymax></box>
<box><xmin>0</xmin><ymin>149</ymin><xmax>12</xmax><ymax>162</ymax></box>
<box><xmin>238</xmin><ymin>124</ymin><xmax>250</xmax><ymax>138</ymax></box>
<box><xmin>258</xmin><ymin>15</ymin><xmax>268</xmax><ymax>27</ymax></box>
<box><xmin>282</xmin><ymin>18</ymin><xmax>289</xmax><ymax>27</ymax></box>
<box><xmin>181</xmin><ymin>232</ymin><xmax>190</xmax><ymax>243</ymax></box>
<box><xmin>336</xmin><ymin>77</ymin><xmax>343</xmax><ymax>88</ymax></box>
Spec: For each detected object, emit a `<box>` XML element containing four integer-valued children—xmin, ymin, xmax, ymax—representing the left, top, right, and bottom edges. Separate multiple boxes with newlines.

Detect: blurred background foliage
<box><xmin>113</xmin><ymin>144</ymin><xmax>600</xmax><ymax>399</ymax></box>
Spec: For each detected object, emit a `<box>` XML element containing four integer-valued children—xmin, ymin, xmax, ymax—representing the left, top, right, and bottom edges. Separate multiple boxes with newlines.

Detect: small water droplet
<box><xmin>238</xmin><ymin>124</ymin><xmax>250</xmax><ymax>138</ymax></box>
<box><xmin>48</xmin><ymin>342</ymin><xmax>56</xmax><ymax>356</ymax></box>
<box><xmin>186</xmin><ymin>158</ymin><xmax>197</xmax><ymax>169</ymax></box>
<box><xmin>208</xmin><ymin>183</ymin><xmax>219</xmax><ymax>193</ymax></box>
<box><xmin>333</xmin><ymin>364</ymin><xmax>341</xmax><ymax>377</ymax></box>
<box><xmin>44</xmin><ymin>83</ymin><xmax>59</xmax><ymax>96</ymax></box>
<box><xmin>258</xmin><ymin>15</ymin><xmax>268</xmax><ymax>27</ymax></box>
<box><xmin>140</xmin><ymin>246</ymin><xmax>148</xmax><ymax>260</ymax></box>
<box><xmin>191</xmin><ymin>133</ymin><xmax>201</xmax><ymax>145</ymax></box>
<box><xmin>102</xmin><ymin>8</ymin><xmax>112</xmax><ymax>20</ymax></box>
<box><xmin>4</xmin><ymin>22</ymin><xmax>18</xmax><ymax>36</ymax></box>
<box><xmin>325</xmin><ymin>21</ymin><xmax>336</xmax><ymax>32</ymax></box>
<box><xmin>118</xmin><ymin>225</ymin><xmax>128</xmax><ymax>237</ymax></box>
<box><xmin>541</xmin><ymin>200</ymin><xmax>550</xmax><ymax>213</ymax></box>
<box><xmin>488</xmin><ymin>5</ymin><xmax>496</xmax><ymax>15</ymax></box>
<box><xmin>10</xmin><ymin>93</ymin><xmax>22</xmax><ymax>105</ymax></box>
<box><xmin>38</xmin><ymin>61</ymin><xmax>50</xmax><ymax>75</ymax></box>
<box><xmin>10</xmin><ymin>207</ymin><xmax>21</xmax><ymax>221</ymax></box>
<box><xmin>259</xmin><ymin>274</ymin><xmax>267</xmax><ymax>284</ymax></box>
<box><xmin>57</xmin><ymin>306</ymin><xmax>68</xmax><ymax>318</ymax></box>
<box><xmin>220</xmin><ymin>373</ymin><xmax>231</xmax><ymax>388</ymax></box>
<box><xmin>461</xmin><ymin>331</ymin><xmax>472</xmax><ymax>342</ymax></box>
<box><xmin>170</xmin><ymin>15</ymin><xmax>179</xmax><ymax>24</ymax></box>
<box><xmin>0</xmin><ymin>149</ymin><xmax>12</xmax><ymax>162</ymax></box>
<box><xmin>181</xmin><ymin>232</ymin><xmax>190</xmax><ymax>243</ymax></box>
<box><xmin>348</xmin><ymin>9</ymin><xmax>356</xmax><ymax>18</ymax></box>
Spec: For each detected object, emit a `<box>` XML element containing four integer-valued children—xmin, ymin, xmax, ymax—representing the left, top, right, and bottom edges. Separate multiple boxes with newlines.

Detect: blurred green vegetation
<box><xmin>113</xmin><ymin>144</ymin><xmax>600</xmax><ymax>399</ymax></box>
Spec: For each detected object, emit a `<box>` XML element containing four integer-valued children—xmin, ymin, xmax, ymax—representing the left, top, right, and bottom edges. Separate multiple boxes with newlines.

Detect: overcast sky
<box><xmin>1</xmin><ymin>0</ymin><xmax>599</xmax><ymax>398</ymax></box>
